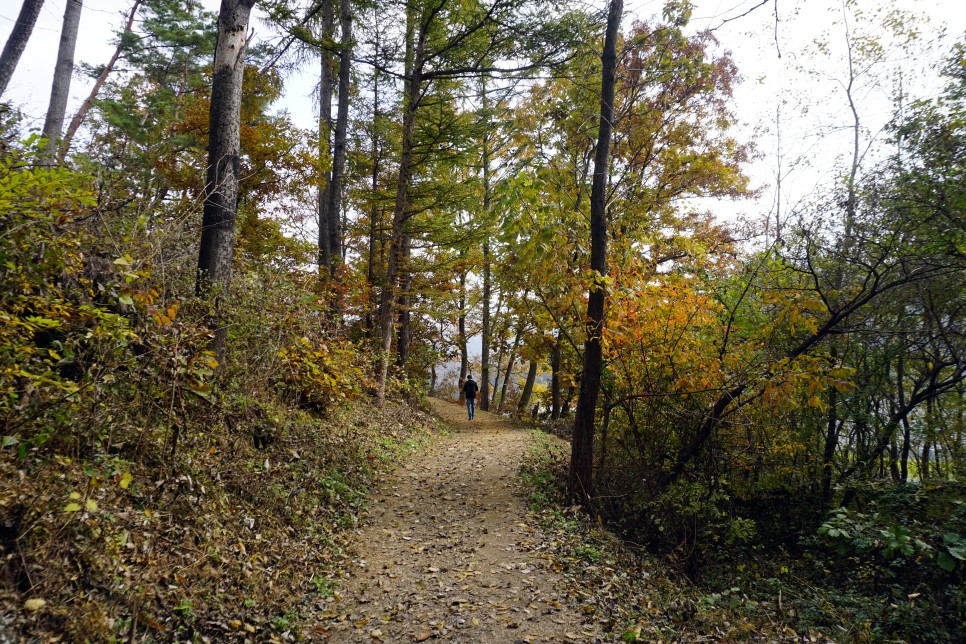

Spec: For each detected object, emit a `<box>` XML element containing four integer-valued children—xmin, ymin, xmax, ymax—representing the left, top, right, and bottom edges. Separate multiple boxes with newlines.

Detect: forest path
<box><xmin>315</xmin><ymin>398</ymin><xmax>605</xmax><ymax>642</ymax></box>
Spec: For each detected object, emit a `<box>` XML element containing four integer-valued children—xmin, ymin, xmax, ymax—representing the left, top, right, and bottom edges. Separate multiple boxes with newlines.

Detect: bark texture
<box><xmin>375</xmin><ymin>3</ymin><xmax>421</xmax><ymax>405</ymax></box>
<box><xmin>195</xmin><ymin>0</ymin><xmax>255</xmax><ymax>361</ymax></box>
<box><xmin>317</xmin><ymin>0</ymin><xmax>334</xmax><ymax>273</ymax></box>
<box><xmin>568</xmin><ymin>0</ymin><xmax>622</xmax><ymax>501</ymax></box>
<box><xmin>324</xmin><ymin>0</ymin><xmax>351</xmax><ymax>274</ymax></box>
<box><xmin>0</xmin><ymin>0</ymin><xmax>45</xmax><ymax>98</ymax></box>
<box><xmin>517</xmin><ymin>360</ymin><xmax>538</xmax><ymax>414</ymax></box>
<box><xmin>42</xmin><ymin>0</ymin><xmax>83</xmax><ymax>162</ymax></box>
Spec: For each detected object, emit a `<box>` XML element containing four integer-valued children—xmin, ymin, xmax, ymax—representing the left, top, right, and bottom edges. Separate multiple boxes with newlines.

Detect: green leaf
<box><xmin>188</xmin><ymin>382</ymin><xmax>212</xmax><ymax>399</ymax></box>
<box><xmin>63</xmin><ymin>503</ymin><xmax>82</xmax><ymax>512</ymax></box>
<box><xmin>2</xmin><ymin>435</ymin><xmax>19</xmax><ymax>448</ymax></box>
<box><xmin>118</xmin><ymin>293</ymin><xmax>134</xmax><ymax>306</ymax></box>
<box><xmin>938</xmin><ymin>552</ymin><xmax>957</xmax><ymax>572</ymax></box>
<box><xmin>947</xmin><ymin>546</ymin><xmax>966</xmax><ymax>561</ymax></box>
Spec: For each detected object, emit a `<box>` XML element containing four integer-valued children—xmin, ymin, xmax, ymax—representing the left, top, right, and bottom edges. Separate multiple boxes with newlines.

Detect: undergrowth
<box><xmin>0</xmin><ymin>394</ymin><xmax>437</xmax><ymax>641</ymax></box>
<box><xmin>520</xmin><ymin>431</ymin><xmax>840</xmax><ymax>643</ymax></box>
<box><xmin>0</xmin><ymin>126</ymin><xmax>439</xmax><ymax>641</ymax></box>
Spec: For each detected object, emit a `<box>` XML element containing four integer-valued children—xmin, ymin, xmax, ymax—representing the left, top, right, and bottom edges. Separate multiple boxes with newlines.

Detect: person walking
<box><xmin>462</xmin><ymin>374</ymin><xmax>479</xmax><ymax>420</ymax></box>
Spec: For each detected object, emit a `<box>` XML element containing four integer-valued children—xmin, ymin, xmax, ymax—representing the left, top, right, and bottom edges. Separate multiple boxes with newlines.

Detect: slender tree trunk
<box><xmin>517</xmin><ymin>360</ymin><xmax>537</xmax><ymax>414</ymax></box>
<box><xmin>0</xmin><ymin>0</ymin><xmax>45</xmax><ymax>98</ymax></box>
<box><xmin>498</xmin><ymin>340</ymin><xmax>518</xmax><ymax>411</ymax></box>
<box><xmin>365</xmin><ymin>22</ymin><xmax>381</xmax><ymax>340</ymax></box>
<box><xmin>600</xmin><ymin>402</ymin><xmax>611</xmax><ymax>482</ymax></box>
<box><xmin>42</xmin><ymin>0</ymin><xmax>83</xmax><ymax>163</ymax></box>
<box><xmin>889</xmin><ymin>437</ymin><xmax>901</xmax><ymax>481</ymax></box>
<box><xmin>487</xmin><ymin>291</ymin><xmax>506</xmax><ymax>409</ymax></box>
<box><xmin>325</xmin><ymin>0</ymin><xmax>351</xmax><ymax>277</ymax></box>
<box><xmin>898</xmin><ymin>353</ymin><xmax>912</xmax><ymax>482</ymax></box>
<box><xmin>479</xmin><ymin>109</ymin><xmax>493</xmax><ymax>411</ymax></box>
<box><xmin>490</xmin><ymin>351</ymin><xmax>502</xmax><ymax>408</ymax></box>
<box><xmin>458</xmin><ymin>259</ymin><xmax>468</xmax><ymax>402</ymax></box>
<box><xmin>195</xmin><ymin>0</ymin><xmax>255</xmax><ymax>363</ymax></box>
<box><xmin>562</xmin><ymin>386</ymin><xmax>575</xmax><ymax>418</ymax></box>
<box><xmin>922</xmin><ymin>397</ymin><xmax>934</xmax><ymax>480</ymax></box>
<box><xmin>568</xmin><ymin>0</ymin><xmax>622</xmax><ymax>501</ymax></box>
<box><xmin>480</xmin><ymin>236</ymin><xmax>491</xmax><ymax>411</ymax></box>
<box><xmin>376</xmin><ymin>3</ymin><xmax>421</xmax><ymax>405</ymax></box>
<box><xmin>60</xmin><ymin>0</ymin><xmax>141</xmax><ymax>160</ymax></box>
<box><xmin>396</xmin><ymin>236</ymin><xmax>411</xmax><ymax>374</ymax></box>
<box><xmin>499</xmin><ymin>319</ymin><xmax>523</xmax><ymax>411</ymax></box>
<box><xmin>551</xmin><ymin>331</ymin><xmax>561</xmax><ymax>419</ymax></box>
<box><xmin>821</xmin><ymin>344</ymin><xmax>841</xmax><ymax>500</ymax></box>
<box><xmin>317</xmin><ymin>0</ymin><xmax>334</xmax><ymax>273</ymax></box>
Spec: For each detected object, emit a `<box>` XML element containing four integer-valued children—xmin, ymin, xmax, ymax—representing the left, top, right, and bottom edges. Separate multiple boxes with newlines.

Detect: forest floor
<box><xmin>313</xmin><ymin>398</ymin><xmax>609</xmax><ymax>642</ymax></box>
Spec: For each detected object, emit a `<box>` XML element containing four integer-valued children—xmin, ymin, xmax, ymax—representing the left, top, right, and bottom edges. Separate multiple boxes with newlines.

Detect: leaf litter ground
<box><xmin>315</xmin><ymin>399</ymin><xmax>606</xmax><ymax>642</ymax></box>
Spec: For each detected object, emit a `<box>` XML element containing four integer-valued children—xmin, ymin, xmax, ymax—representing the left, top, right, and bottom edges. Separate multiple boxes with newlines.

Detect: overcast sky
<box><xmin>2</xmin><ymin>0</ymin><xmax>965</xmax><ymax>224</ymax></box>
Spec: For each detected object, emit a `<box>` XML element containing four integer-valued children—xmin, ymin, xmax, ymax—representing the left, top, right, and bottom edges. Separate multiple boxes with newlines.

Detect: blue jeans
<box><xmin>466</xmin><ymin>397</ymin><xmax>475</xmax><ymax>419</ymax></box>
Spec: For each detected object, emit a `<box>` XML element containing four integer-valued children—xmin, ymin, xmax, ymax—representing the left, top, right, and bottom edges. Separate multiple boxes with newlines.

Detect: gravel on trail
<box><xmin>316</xmin><ymin>398</ymin><xmax>606</xmax><ymax>643</ymax></box>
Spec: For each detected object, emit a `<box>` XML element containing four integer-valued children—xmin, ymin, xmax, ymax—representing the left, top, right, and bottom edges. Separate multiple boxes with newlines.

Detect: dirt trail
<box><xmin>317</xmin><ymin>398</ymin><xmax>605</xmax><ymax>642</ymax></box>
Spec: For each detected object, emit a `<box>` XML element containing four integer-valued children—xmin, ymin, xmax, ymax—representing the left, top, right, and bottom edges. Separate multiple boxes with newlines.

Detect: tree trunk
<box><xmin>898</xmin><ymin>353</ymin><xmax>911</xmax><ymax>482</ymax></box>
<box><xmin>195</xmin><ymin>0</ymin><xmax>255</xmax><ymax>363</ymax></box>
<box><xmin>42</xmin><ymin>0</ymin><xmax>83</xmax><ymax>163</ymax></box>
<box><xmin>376</xmin><ymin>2</ymin><xmax>421</xmax><ymax>406</ymax></box>
<box><xmin>396</xmin><ymin>236</ymin><xmax>411</xmax><ymax>374</ymax></box>
<box><xmin>490</xmin><ymin>350</ymin><xmax>502</xmax><ymax>408</ymax></box>
<box><xmin>364</xmin><ymin>22</ymin><xmax>382</xmax><ymax>341</ymax></box>
<box><xmin>922</xmin><ymin>397</ymin><xmax>934</xmax><ymax>480</ymax></box>
<box><xmin>517</xmin><ymin>360</ymin><xmax>537</xmax><ymax>414</ymax></box>
<box><xmin>499</xmin><ymin>321</ymin><xmax>523</xmax><ymax>411</ymax></box>
<box><xmin>458</xmin><ymin>257</ymin><xmax>468</xmax><ymax>401</ymax></box>
<box><xmin>480</xmin><ymin>236</ymin><xmax>491</xmax><ymax>411</ymax></box>
<box><xmin>317</xmin><ymin>0</ymin><xmax>334</xmax><ymax>273</ymax></box>
<box><xmin>821</xmin><ymin>344</ymin><xmax>841</xmax><ymax>500</ymax></box>
<box><xmin>325</xmin><ymin>0</ymin><xmax>351</xmax><ymax>277</ymax></box>
<box><xmin>0</xmin><ymin>0</ymin><xmax>45</xmax><ymax>98</ymax></box>
<box><xmin>59</xmin><ymin>0</ymin><xmax>142</xmax><ymax>160</ymax></box>
<box><xmin>551</xmin><ymin>331</ymin><xmax>561</xmax><ymax>419</ymax></box>
<box><xmin>568</xmin><ymin>0</ymin><xmax>622</xmax><ymax>501</ymax></box>
<box><xmin>478</xmin><ymin>80</ymin><xmax>495</xmax><ymax>411</ymax></box>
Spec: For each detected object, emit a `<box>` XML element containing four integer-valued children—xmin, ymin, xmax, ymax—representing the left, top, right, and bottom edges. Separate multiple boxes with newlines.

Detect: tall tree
<box><xmin>59</xmin><ymin>0</ymin><xmax>142</xmax><ymax>160</ymax></box>
<box><xmin>479</xmin><ymin>86</ymin><xmax>493</xmax><ymax>411</ymax></box>
<box><xmin>0</xmin><ymin>0</ymin><xmax>45</xmax><ymax>98</ymax></box>
<box><xmin>195</xmin><ymin>0</ymin><xmax>256</xmax><ymax>361</ymax></box>
<box><xmin>373</xmin><ymin>0</ymin><xmax>580</xmax><ymax>405</ymax></box>
<box><xmin>317</xmin><ymin>0</ymin><xmax>335</xmax><ymax>274</ymax></box>
<box><xmin>42</xmin><ymin>0</ymin><xmax>83</xmax><ymax>162</ymax></box>
<box><xmin>323</xmin><ymin>0</ymin><xmax>352</xmax><ymax>277</ymax></box>
<box><xmin>568</xmin><ymin>0</ymin><xmax>622</xmax><ymax>501</ymax></box>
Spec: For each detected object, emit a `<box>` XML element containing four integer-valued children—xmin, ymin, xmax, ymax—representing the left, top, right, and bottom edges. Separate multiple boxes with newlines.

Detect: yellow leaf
<box><xmin>808</xmin><ymin>396</ymin><xmax>826</xmax><ymax>411</ymax></box>
<box><xmin>69</xmin><ymin>492</ymin><xmax>81</xmax><ymax>500</ymax></box>
<box><xmin>85</xmin><ymin>499</ymin><xmax>98</xmax><ymax>512</ymax></box>
<box><xmin>64</xmin><ymin>503</ymin><xmax>82</xmax><ymax>512</ymax></box>
<box><xmin>119</xmin><ymin>472</ymin><xmax>133</xmax><ymax>489</ymax></box>
<box><xmin>24</xmin><ymin>598</ymin><xmax>46</xmax><ymax>611</ymax></box>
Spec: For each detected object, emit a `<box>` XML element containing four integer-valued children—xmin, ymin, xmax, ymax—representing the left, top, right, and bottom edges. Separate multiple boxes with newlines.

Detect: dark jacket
<box><xmin>462</xmin><ymin>378</ymin><xmax>479</xmax><ymax>400</ymax></box>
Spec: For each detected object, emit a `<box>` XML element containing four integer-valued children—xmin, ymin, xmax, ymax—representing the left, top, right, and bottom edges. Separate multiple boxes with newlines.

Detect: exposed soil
<box><xmin>316</xmin><ymin>398</ymin><xmax>606</xmax><ymax>642</ymax></box>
